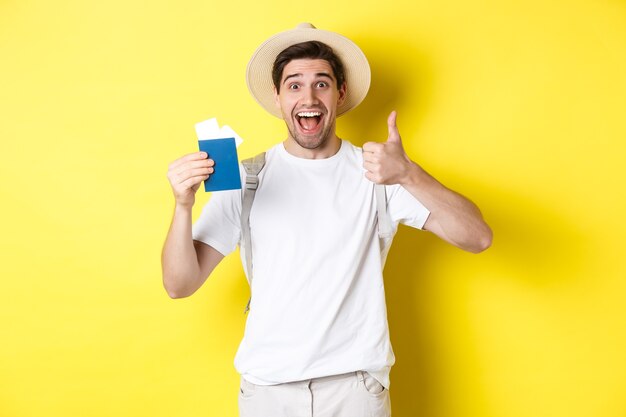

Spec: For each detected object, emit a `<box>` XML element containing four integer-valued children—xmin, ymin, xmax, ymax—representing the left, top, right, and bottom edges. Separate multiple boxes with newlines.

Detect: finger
<box><xmin>169</xmin><ymin>153</ymin><xmax>206</xmax><ymax>173</ymax></box>
<box><xmin>173</xmin><ymin>167</ymin><xmax>214</xmax><ymax>185</ymax></box>
<box><xmin>364</xmin><ymin>170</ymin><xmax>381</xmax><ymax>184</ymax></box>
<box><xmin>169</xmin><ymin>152</ymin><xmax>208</xmax><ymax>171</ymax></box>
<box><xmin>179</xmin><ymin>174</ymin><xmax>211</xmax><ymax>190</ymax></box>
<box><xmin>386</xmin><ymin>111</ymin><xmax>402</xmax><ymax>144</ymax></box>
<box><xmin>171</xmin><ymin>158</ymin><xmax>214</xmax><ymax>175</ymax></box>
<box><xmin>362</xmin><ymin>141</ymin><xmax>384</xmax><ymax>154</ymax></box>
<box><xmin>362</xmin><ymin>161</ymin><xmax>379</xmax><ymax>173</ymax></box>
<box><xmin>362</xmin><ymin>151</ymin><xmax>379</xmax><ymax>163</ymax></box>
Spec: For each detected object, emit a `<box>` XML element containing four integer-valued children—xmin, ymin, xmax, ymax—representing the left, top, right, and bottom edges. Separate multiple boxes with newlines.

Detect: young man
<box><xmin>162</xmin><ymin>23</ymin><xmax>492</xmax><ymax>417</ymax></box>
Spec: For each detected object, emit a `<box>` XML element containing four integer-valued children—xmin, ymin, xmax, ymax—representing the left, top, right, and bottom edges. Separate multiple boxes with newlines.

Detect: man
<box><xmin>162</xmin><ymin>23</ymin><xmax>492</xmax><ymax>417</ymax></box>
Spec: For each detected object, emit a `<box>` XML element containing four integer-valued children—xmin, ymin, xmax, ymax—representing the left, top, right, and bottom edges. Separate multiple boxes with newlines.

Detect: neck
<box><xmin>283</xmin><ymin>135</ymin><xmax>342</xmax><ymax>159</ymax></box>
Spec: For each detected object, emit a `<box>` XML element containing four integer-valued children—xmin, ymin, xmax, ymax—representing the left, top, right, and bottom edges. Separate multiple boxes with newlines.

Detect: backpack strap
<box><xmin>374</xmin><ymin>184</ymin><xmax>393</xmax><ymax>239</ymax></box>
<box><xmin>240</xmin><ymin>152</ymin><xmax>266</xmax><ymax>314</ymax></box>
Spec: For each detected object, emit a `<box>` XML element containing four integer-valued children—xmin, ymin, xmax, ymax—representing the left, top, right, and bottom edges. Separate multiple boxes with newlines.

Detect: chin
<box><xmin>295</xmin><ymin>128</ymin><xmax>338</xmax><ymax>150</ymax></box>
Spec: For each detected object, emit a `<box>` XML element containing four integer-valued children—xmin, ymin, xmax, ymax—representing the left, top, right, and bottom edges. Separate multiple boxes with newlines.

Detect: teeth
<box><xmin>297</xmin><ymin>111</ymin><xmax>322</xmax><ymax>118</ymax></box>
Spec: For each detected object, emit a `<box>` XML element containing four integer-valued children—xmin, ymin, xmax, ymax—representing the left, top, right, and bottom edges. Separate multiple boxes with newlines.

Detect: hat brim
<box><xmin>246</xmin><ymin>26</ymin><xmax>371</xmax><ymax>118</ymax></box>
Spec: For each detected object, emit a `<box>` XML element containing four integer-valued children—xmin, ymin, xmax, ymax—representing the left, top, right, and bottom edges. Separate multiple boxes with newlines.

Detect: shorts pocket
<box><xmin>239</xmin><ymin>377</ymin><xmax>256</xmax><ymax>399</ymax></box>
<box><xmin>362</xmin><ymin>372</ymin><xmax>385</xmax><ymax>395</ymax></box>
<box><xmin>360</xmin><ymin>372</ymin><xmax>391</xmax><ymax>417</ymax></box>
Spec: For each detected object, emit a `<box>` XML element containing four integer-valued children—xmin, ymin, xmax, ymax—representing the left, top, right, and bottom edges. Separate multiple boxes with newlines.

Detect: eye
<box><xmin>289</xmin><ymin>83</ymin><xmax>300</xmax><ymax>90</ymax></box>
<box><xmin>316</xmin><ymin>81</ymin><xmax>328</xmax><ymax>88</ymax></box>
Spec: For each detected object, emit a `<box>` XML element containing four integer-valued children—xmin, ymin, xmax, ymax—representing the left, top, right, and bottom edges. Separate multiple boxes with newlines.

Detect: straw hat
<box><xmin>246</xmin><ymin>23</ymin><xmax>371</xmax><ymax>118</ymax></box>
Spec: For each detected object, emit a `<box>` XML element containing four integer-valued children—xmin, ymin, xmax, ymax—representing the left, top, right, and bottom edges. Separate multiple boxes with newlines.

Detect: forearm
<box><xmin>161</xmin><ymin>204</ymin><xmax>204</xmax><ymax>298</ymax></box>
<box><xmin>402</xmin><ymin>162</ymin><xmax>492</xmax><ymax>253</ymax></box>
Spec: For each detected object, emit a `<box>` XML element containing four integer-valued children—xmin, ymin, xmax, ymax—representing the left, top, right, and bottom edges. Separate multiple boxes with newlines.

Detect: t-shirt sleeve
<box><xmin>386</xmin><ymin>184</ymin><xmax>430</xmax><ymax>230</ymax></box>
<box><xmin>192</xmin><ymin>186</ymin><xmax>242</xmax><ymax>256</ymax></box>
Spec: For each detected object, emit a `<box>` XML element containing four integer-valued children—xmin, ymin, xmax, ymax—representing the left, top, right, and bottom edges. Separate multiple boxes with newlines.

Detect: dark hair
<box><xmin>272</xmin><ymin>41</ymin><xmax>346</xmax><ymax>93</ymax></box>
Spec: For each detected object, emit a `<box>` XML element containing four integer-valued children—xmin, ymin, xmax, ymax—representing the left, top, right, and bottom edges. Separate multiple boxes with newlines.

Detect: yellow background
<box><xmin>1</xmin><ymin>0</ymin><xmax>625</xmax><ymax>416</ymax></box>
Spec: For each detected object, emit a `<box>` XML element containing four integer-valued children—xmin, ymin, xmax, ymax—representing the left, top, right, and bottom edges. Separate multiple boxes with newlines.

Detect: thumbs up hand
<box><xmin>362</xmin><ymin>111</ymin><xmax>415</xmax><ymax>185</ymax></box>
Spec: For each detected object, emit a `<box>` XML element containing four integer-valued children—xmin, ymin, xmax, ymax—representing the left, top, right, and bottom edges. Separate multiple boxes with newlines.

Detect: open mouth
<box><xmin>296</xmin><ymin>111</ymin><xmax>323</xmax><ymax>133</ymax></box>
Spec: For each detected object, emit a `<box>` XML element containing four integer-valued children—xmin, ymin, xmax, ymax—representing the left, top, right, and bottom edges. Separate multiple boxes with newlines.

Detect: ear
<box><xmin>337</xmin><ymin>82</ymin><xmax>347</xmax><ymax>106</ymax></box>
<box><xmin>273</xmin><ymin>86</ymin><xmax>280</xmax><ymax>109</ymax></box>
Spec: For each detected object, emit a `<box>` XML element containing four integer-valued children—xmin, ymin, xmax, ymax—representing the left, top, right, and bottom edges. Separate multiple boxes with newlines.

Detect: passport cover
<box><xmin>198</xmin><ymin>138</ymin><xmax>242</xmax><ymax>192</ymax></box>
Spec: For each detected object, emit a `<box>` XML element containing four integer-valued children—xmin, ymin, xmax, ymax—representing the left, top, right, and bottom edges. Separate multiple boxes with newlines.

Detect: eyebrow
<box><xmin>282</xmin><ymin>72</ymin><xmax>334</xmax><ymax>85</ymax></box>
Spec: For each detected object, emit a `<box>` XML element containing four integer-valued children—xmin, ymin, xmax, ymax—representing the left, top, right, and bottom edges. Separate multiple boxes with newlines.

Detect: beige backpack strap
<box><xmin>240</xmin><ymin>152</ymin><xmax>266</xmax><ymax>314</ymax></box>
<box><xmin>375</xmin><ymin>184</ymin><xmax>394</xmax><ymax>265</ymax></box>
<box><xmin>375</xmin><ymin>184</ymin><xmax>393</xmax><ymax>238</ymax></box>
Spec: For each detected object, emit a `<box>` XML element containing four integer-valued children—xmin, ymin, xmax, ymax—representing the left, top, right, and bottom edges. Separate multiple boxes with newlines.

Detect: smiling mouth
<box><xmin>296</xmin><ymin>111</ymin><xmax>323</xmax><ymax>132</ymax></box>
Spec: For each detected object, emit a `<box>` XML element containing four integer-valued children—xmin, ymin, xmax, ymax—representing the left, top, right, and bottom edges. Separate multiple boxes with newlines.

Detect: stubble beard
<box><xmin>286</xmin><ymin>121</ymin><xmax>334</xmax><ymax>150</ymax></box>
<box><xmin>285</xmin><ymin>107</ymin><xmax>336</xmax><ymax>150</ymax></box>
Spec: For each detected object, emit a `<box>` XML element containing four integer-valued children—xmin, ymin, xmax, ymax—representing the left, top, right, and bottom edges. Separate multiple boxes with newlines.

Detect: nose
<box><xmin>301</xmin><ymin>86</ymin><xmax>319</xmax><ymax>107</ymax></box>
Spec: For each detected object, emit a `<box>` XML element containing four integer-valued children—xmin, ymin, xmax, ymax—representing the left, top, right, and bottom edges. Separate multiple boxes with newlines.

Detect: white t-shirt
<box><xmin>192</xmin><ymin>140</ymin><xmax>430</xmax><ymax>389</ymax></box>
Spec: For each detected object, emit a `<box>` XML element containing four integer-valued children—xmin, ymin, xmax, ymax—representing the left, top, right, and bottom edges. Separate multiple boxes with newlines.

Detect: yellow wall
<box><xmin>1</xmin><ymin>0</ymin><xmax>625</xmax><ymax>416</ymax></box>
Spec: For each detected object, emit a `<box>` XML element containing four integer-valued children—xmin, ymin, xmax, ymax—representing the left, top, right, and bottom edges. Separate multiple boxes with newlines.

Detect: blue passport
<box><xmin>198</xmin><ymin>138</ymin><xmax>242</xmax><ymax>192</ymax></box>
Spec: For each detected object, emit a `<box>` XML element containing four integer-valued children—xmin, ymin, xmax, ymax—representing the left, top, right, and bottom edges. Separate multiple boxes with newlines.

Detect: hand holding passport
<box><xmin>195</xmin><ymin>118</ymin><xmax>243</xmax><ymax>192</ymax></box>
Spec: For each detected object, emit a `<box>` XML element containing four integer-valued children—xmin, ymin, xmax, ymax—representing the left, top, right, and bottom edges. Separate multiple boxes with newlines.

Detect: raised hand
<box><xmin>167</xmin><ymin>152</ymin><xmax>215</xmax><ymax>208</ymax></box>
<box><xmin>362</xmin><ymin>111</ymin><xmax>414</xmax><ymax>185</ymax></box>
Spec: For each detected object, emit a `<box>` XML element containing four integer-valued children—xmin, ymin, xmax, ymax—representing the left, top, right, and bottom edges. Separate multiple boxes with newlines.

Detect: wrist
<box><xmin>401</xmin><ymin>160</ymin><xmax>423</xmax><ymax>186</ymax></box>
<box><xmin>174</xmin><ymin>199</ymin><xmax>194</xmax><ymax>213</ymax></box>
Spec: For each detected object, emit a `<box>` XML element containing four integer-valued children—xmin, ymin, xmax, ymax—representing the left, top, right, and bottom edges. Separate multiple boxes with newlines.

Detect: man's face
<box><xmin>273</xmin><ymin>58</ymin><xmax>347</xmax><ymax>151</ymax></box>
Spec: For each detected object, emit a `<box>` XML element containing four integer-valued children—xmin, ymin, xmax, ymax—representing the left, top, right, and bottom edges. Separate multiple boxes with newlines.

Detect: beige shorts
<box><xmin>238</xmin><ymin>370</ymin><xmax>391</xmax><ymax>417</ymax></box>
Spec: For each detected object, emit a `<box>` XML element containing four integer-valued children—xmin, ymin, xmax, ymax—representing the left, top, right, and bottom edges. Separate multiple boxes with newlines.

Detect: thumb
<box><xmin>386</xmin><ymin>110</ymin><xmax>402</xmax><ymax>144</ymax></box>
